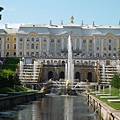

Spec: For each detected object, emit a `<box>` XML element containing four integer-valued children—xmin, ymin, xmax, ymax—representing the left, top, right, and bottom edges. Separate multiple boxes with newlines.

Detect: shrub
<box><xmin>111</xmin><ymin>73</ymin><xmax>120</xmax><ymax>89</ymax></box>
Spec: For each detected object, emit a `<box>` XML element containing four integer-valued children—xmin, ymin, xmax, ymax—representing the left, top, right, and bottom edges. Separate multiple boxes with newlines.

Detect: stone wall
<box><xmin>87</xmin><ymin>94</ymin><xmax>120</xmax><ymax>120</ymax></box>
<box><xmin>41</xmin><ymin>65</ymin><xmax>97</xmax><ymax>82</ymax></box>
<box><xmin>0</xmin><ymin>93</ymin><xmax>44</xmax><ymax>110</ymax></box>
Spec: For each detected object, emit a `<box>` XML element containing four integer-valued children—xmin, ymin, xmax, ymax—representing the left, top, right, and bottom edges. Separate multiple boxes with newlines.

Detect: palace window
<box><xmin>44</xmin><ymin>37</ymin><xmax>46</xmax><ymax>42</ymax></box>
<box><xmin>114</xmin><ymin>39</ymin><xmax>116</xmax><ymax>44</ymax></box>
<box><xmin>103</xmin><ymin>39</ymin><xmax>106</xmax><ymax>43</ymax></box>
<box><xmin>96</xmin><ymin>47</ymin><xmax>99</xmax><ymax>50</ymax></box>
<box><xmin>113</xmin><ymin>53</ymin><xmax>116</xmax><ymax>56</ymax></box>
<box><xmin>76</xmin><ymin>39</ymin><xmax>79</xmax><ymax>43</ymax></box>
<box><xmin>82</xmin><ymin>45</ymin><xmax>86</xmax><ymax>51</ymax></box>
<box><xmin>96</xmin><ymin>39</ymin><xmax>99</xmax><ymax>43</ymax></box>
<box><xmin>109</xmin><ymin>45</ymin><xmax>111</xmax><ymax>50</ymax></box>
<box><xmin>89</xmin><ymin>45</ymin><xmax>92</xmax><ymax>51</ymax></box>
<box><xmin>36</xmin><ymin>44</ymin><xmax>39</xmax><ymax>49</ymax></box>
<box><xmin>103</xmin><ymin>46</ymin><xmax>106</xmax><ymax>50</ymax></box>
<box><xmin>109</xmin><ymin>39</ymin><xmax>112</xmax><ymax>43</ymax></box>
<box><xmin>31</xmin><ymin>37</ymin><xmax>34</xmax><ymax>42</ymax></box>
<box><xmin>57</xmin><ymin>44</ymin><xmax>61</xmax><ymax>51</ymax></box>
<box><xmin>31</xmin><ymin>43</ymin><xmax>34</xmax><ymax>49</ymax></box>
<box><xmin>113</xmin><ymin>47</ymin><xmax>116</xmax><ymax>51</ymax></box>
<box><xmin>6</xmin><ymin>52</ymin><xmax>9</xmax><ymax>56</ymax></box>
<box><xmin>19</xmin><ymin>37</ymin><xmax>23</xmax><ymax>42</ymax></box>
<box><xmin>27</xmin><ymin>37</ymin><xmax>30</xmax><ymax>42</ymax></box>
<box><xmin>64</xmin><ymin>38</ymin><xmax>67</xmax><ymax>43</ymax></box>
<box><xmin>51</xmin><ymin>38</ymin><xmax>54</xmax><ymax>42</ymax></box>
<box><xmin>19</xmin><ymin>52</ymin><xmax>22</xmax><ymax>56</ymax></box>
<box><xmin>57</xmin><ymin>38</ymin><xmax>61</xmax><ymax>42</ymax></box>
<box><xmin>6</xmin><ymin>37</ymin><xmax>10</xmax><ymax>41</ymax></box>
<box><xmin>14</xmin><ymin>37</ymin><xmax>16</xmax><ymax>41</ymax></box>
<box><xmin>36</xmin><ymin>37</ymin><xmax>39</xmax><ymax>42</ymax></box>
<box><xmin>13</xmin><ymin>52</ymin><xmax>16</xmax><ymax>56</ymax></box>
<box><xmin>6</xmin><ymin>43</ymin><xmax>10</xmax><ymax>49</ymax></box>
<box><xmin>20</xmin><ymin>43</ymin><xmax>22</xmax><ymax>49</ymax></box>
<box><xmin>0</xmin><ymin>37</ymin><xmax>1</xmax><ymax>40</ymax></box>
<box><xmin>83</xmin><ymin>39</ymin><xmax>86</xmax><ymax>43</ymax></box>
<box><xmin>26</xmin><ymin>52</ymin><xmax>29</xmax><ymax>56</ymax></box>
<box><xmin>89</xmin><ymin>39</ymin><xmax>92</xmax><ymax>43</ymax></box>
<box><xmin>76</xmin><ymin>45</ymin><xmax>79</xmax><ymax>50</ymax></box>
<box><xmin>26</xmin><ymin>43</ymin><xmax>30</xmax><ymax>49</ymax></box>
<box><xmin>43</xmin><ymin>44</ymin><xmax>46</xmax><ymax>50</ymax></box>
<box><xmin>13</xmin><ymin>44</ymin><xmax>16</xmax><ymax>49</ymax></box>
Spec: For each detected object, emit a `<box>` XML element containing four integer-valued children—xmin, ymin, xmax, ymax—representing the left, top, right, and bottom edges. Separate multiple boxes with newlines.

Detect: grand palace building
<box><xmin>1</xmin><ymin>17</ymin><xmax>120</xmax><ymax>84</ymax></box>
<box><xmin>0</xmin><ymin>17</ymin><xmax>120</xmax><ymax>58</ymax></box>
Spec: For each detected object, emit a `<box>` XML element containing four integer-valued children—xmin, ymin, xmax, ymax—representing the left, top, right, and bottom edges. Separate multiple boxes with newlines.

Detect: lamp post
<box><xmin>0</xmin><ymin>7</ymin><xmax>4</xmax><ymax>20</ymax></box>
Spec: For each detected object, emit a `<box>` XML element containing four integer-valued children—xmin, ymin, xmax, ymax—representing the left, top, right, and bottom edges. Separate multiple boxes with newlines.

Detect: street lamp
<box><xmin>0</xmin><ymin>7</ymin><xmax>4</xmax><ymax>20</ymax></box>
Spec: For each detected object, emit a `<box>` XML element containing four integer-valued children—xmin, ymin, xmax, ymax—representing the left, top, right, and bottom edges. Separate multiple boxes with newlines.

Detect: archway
<box><xmin>106</xmin><ymin>60</ymin><xmax>110</xmax><ymax>66</ymax></box>
<box><xmin>48</xmin><ymin>71</ymin><xmax>53</xmax><ymax>80</ymax></box>
<box><xmin>75</xmin><ymin>72</ymin><xmax>80</xmax><ymax>82</ymax></box>
<box><xmin>59</xmin><ymin>71</ymin><xmax>65</xmax><ymax>79</ymax></box>
<box><xmin>87</xmin><ymin>72</ymin><xmax>92</xmax><ymax>82</ymax></box>
<box><xmin>62</xmin><ymin>61</ymin><xmax>65</xmax><ymax>65</ymax></box>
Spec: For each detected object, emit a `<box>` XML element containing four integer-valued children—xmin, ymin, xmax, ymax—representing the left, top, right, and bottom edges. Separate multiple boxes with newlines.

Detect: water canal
<box><xmin>1</xmin><ymin>94</ymin><xmax>100</xmax><ymax>120</ymax></box>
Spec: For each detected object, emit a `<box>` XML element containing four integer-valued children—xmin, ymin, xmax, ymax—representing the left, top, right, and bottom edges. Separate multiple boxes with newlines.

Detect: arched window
<box><xmin>31</xmin><ymin>43</ymin><xmax>34</xmax><ymax>49</ymax></box>
<box><xmin>48</xmin><ymin>71</ymin><xmax>53</xmax><ymax>79</ymax></box>
<box><xmin>36</xmin><ymin>44</ymin><xmax>39</xmax><ymax>49</ymax></box>
<box><xmin>109</xmin><ymin>39</ymin><xmax>112</xmax><ymax>43</ymax></box>
<box><xmin>51</xmin><ymin>38</ymin><xmax>54</xmax><ymax>42</ymax></box>
<box><xmin>27</xmin><ymin>37</ymin><xmax>30</xmax><ymax>42</ymax></box>
<box><xmin>89</xmin><ymin>39</ymin><xmax>92</xmax><ymax>43</ymax></box>
<box><xmin>59</xmin><ymin>71</ymin><xmax>64</xmax><ymax>79</ymax></box>
<box><xmin>87</xmin><ymin>72</ymin><xmax>92</xmax><ymax>82</ymax></box>
<box><xmin>44</xmin><ymin>37</ymin><xmax>46</xmax><ymax>42</ymax></box>
<box><xmin>26</xmin><ymin>43</ymin><xmax>30</xmax><ymax>49</ymax></box>
<box><xmin>36</xmin><ymin>37</ymin><xmax>39</xmax><ymax>42</ymax></box>
<box><xmin>31</xmin><ymin>37</ymin><xmax>34</xmax><ymax>42</ymax></box>
<box><xmin>109</xmin><ymin>45</ymin><xmax>111</xmax><ymax>50</ymax></box>
<box><xmin>64</xmin><ymin>38</ymin><xmax>67</xmax><ymax>43</ymax></box>
<box><xmin>83</xmin><ymin>39</ymin><xmax>86</xmax><ymax>43</ymax></box>
<box><xmin>44</xmin><ymin>44</ymin><xmax>46</xmax><ymax>50</ymax></box>
<box><xmin>20</xmin><ymin>43</ymin><xmax>22</xmax><ymax>49</ymax></box>
<box><xmin>75</xmin><ymin>72</ymin><xmax>80</xmax><ymax>81</ymax></box>
<box><xmin>57</xmin><ymin>38</ymin><xmax>61</xmax><ymax>42</ymax></box>
<box><xmin>19</xmin><ymin>37</ymin><xmax>23</xmax><ymax>42</ymax></box>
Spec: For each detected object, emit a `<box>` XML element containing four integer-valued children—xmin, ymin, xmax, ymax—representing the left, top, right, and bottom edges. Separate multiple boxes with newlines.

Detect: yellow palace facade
<box><xmin>0</xmin><ymin>19</ymin><xmax>120</xmax><ymax>58</ymax></box>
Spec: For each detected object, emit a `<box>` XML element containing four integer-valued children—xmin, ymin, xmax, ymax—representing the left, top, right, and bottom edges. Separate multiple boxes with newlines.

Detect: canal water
<box><xmin>4</xmin><ymin>95</ymin><xmax>99</xmax><ymax>120</ymax></box>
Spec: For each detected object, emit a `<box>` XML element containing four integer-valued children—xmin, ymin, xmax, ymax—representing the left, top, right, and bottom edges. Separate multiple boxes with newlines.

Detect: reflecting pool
<box><xmin>4</xmin><ymin>95</ymin><xmax>99</xmax><ymax>120</ymax></box>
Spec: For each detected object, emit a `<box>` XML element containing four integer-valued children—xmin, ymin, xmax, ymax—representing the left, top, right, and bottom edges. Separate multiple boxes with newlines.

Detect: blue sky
<box><xmin>0</xmin><ymin>0</ymin><xmax>120</xmax><ymax>26</ymax></box>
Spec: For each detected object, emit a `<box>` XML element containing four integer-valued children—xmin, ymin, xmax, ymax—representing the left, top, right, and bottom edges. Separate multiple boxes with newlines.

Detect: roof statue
<box><xmin>70</xmin><ymin>16</ymin><xmax>74</xmax><ymax>23</ymax></box>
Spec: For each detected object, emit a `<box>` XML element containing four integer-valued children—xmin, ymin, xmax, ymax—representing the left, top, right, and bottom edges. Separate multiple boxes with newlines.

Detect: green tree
<box><xmin>111</xmin><ymin>73</ymin><xmax>120</xmax><ymax>89</ymax></box>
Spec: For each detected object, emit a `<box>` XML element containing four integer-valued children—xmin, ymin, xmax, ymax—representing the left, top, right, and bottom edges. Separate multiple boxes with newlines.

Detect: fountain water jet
<box><xmin>67</xmin><ymin>35</ymin><xmax>74</xmax><ymax>87</ymax></box>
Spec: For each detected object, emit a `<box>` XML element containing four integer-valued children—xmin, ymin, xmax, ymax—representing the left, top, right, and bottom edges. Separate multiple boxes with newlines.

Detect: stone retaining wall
<box><xmin>87</xmin><ymin>94</ymin><xmax>120</xmax><ymax>120</ymax></box>
<box><xmin>0</xmin><ymin>92</ymin><xmax>44</xmax><ymax>110</ymax></box>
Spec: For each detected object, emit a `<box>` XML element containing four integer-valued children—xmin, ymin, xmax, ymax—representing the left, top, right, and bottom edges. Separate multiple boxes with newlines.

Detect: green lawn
<box><xmin>0</xmin><ymin>86</ymin><xmax>38</xmax><ymax>96</ymax></box>
<box><xmin>91</xmin><ymin>87</ymin><xmax>120</xmax><ymax>110</ymax></box>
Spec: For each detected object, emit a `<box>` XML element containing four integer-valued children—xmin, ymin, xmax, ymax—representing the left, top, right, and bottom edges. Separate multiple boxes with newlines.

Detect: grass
<box><xmin>91</xmin><ymin>87</ymin><xmax>120</xmax><ymax>110</ymax></box>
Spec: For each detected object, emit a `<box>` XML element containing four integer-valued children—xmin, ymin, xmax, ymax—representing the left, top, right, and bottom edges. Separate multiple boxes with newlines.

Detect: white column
<box><xmin>61</xmin><ymin>38</ymin><xmax>64</xmax><ymax>50</ymax></box>
<box><xmin>94</xmin><ymin>37</ymin><xmax>96</xmax><ymax>57</ymax></box>
<box><xmin>1</xmin><ymin>36</ymin><xmax>4</xmax><ymax>57</ymax></box>
<box><xmin>47</xmin><ymin>36</ymin><xmax>50</xmax><ymax>55</ymax></box>
<box><xmin>24</xmin><ymin>37</ymin><xmax>26</xmax><ymax>56</ymax></box>
<box><xmin>39</xmin><ymin>36</ymin><xmax>42</xmax><ymax>55</ymax></box>
<box><xmin>80</xmin><ymin>38</ymin><xmax>82</xmax><ymax>50</ymax></box>
<box><xmin>86</xmin><ymin>39</ymin><xmax>88</xmax><ymax>56</ymax></box>
<box><xmin>16</xmin><ymin>37</ymin><xmax>19</xmax><ymax>57</ymax></box>
<box><xmin>74</xmin><ymin>38</ymin><xmax>76</xmax><ymax>50</ymax></box>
